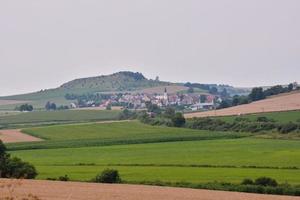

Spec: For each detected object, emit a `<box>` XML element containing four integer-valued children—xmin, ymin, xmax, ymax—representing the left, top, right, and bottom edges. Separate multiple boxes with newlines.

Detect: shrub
<box><xmin>171</xmin><ymin>113</ymin><xmax>186</xmax><ymax>127</ymax></box>
<box><xmin>255</xmin><ymin>177</ymin><xmax>278</xmax><ymax>187</ymax></box>
<box><xmin>277</xmin><ymin>123</ymin><xmax>298</xmax><ymax>134</ymax></box>
<box><xmin>241</xmin><ymin>178</ymin><xmax>254</xmax><ymax>185</ymax></box>
<box><xmin>0</xmin><ymin>140</ymin><xmax>37</xmax><ymax>179</ymax></box>
<box><xmin>3</xmin><ymin>157</ymin><xmax>37</xmax><ymax>179</ymax></box>
<box><xmin>256</xmin><ymin>116</ymin><xmax>274</xmax><ymax>122</ymax></box>
<box><xmin>95</xmin><ymin>169</ymin><xmax>121</xmax><ymax>183</ymax></box>
<box><xmin>58</xmin><ymin>175</ymin><xmax>69</xmax><ymax>181</ymax></box>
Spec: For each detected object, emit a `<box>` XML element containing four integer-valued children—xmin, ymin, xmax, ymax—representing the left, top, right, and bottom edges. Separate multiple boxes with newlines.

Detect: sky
<box><xmin>0</xmin><ymin>0</ymin><xmax>299</xmax><ymax>96</ymax></box>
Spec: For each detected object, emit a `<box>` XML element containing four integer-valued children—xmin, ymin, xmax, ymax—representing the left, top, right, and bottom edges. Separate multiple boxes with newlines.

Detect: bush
<box><xmin>277</xmin><ymin>123</ymin><xmax>298</xmax><ymax>134</ymax></box>
<box><xmin>2</xmin><ymin>157</ymin><xmax>37</xmax><ymax>179</ymax></box>
<box><xmin>171</xmin><ymin>113</ymin><xmax>186</xmax><ymax>127</ymax></box>
<box><xmin>255</xmin><ymin>177</ymin><xmax>278</xmax><ymax>187</ymax></box>
<box><xmin>0</xmin><ymin>140</ymin><xmax>37</xmax><ymax>179</ymax></box>
<box><xmin>58</xmin><ymin>175</ymin><xmax>70</xmax><ymax>181</ymax></box>
<box><xmin>256</xmin><ymin>116</ymin><xmax>274</xmax><ymax>122</ymax></box>
<box><xmin>95</xmin><ymin>169</ymin><xmax>121</xmax><ymax>183</ymax></box>
<box><xmin>241</xmin><ymin>178</ymin><xmax>254</xmax><ymax>185</ymax></box>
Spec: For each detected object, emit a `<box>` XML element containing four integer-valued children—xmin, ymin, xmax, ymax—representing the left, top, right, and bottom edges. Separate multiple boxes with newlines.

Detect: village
<box><xmin>69</xmin><ymin>88</ymin><xmax>222</xmax><ymax>111</ymax></box>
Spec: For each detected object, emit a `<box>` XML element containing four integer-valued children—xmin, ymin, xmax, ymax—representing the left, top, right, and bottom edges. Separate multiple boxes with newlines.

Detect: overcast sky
<box><xmin>0</xmin><ymin>0</ymin><xmax>299</xmax><ymax>96</ymax></box>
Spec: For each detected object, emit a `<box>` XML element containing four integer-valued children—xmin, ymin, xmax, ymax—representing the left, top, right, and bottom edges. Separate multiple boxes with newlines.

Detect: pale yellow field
<box><xmin>0</xmin><ymin>179</ymin><xmax>298</xmax><ymax>200</ymax></box>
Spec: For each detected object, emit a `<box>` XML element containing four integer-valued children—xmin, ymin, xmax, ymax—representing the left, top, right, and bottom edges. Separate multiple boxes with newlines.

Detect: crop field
<box><xmin>0</xmin><ymin>110</ymin><xmax>120</xmax><ymax>129</ymax></box>
<box><xmin>7</xmin><ymin>121</ymin><xmax>249</xmax><ymax>150</ymax></box>
<box><xmin>185</xmin><ymin>91</ymin><xmax>300</xmax><ymax>118</ymax></box>
<box><xmin>6</xmin><ymin>120</ymin><xmax>300</xmax><ymax>186</ymax></box>
<box><xmin>217</xmin><ymin>110</ymin><xmax>300</xmax><ymax>123</ymax></box>
<box><xmin>10</xmin><ymin>138</ymin><xmax>300</xmax><ymax>184</ymax></box>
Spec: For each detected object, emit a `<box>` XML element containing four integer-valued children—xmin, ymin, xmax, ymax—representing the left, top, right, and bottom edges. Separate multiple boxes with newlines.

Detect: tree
<box><xmin>95</xmin><ymin>169</ymin><xmax>121</xmax><ymax>183</ymax></box>
<box><xmin>164</xmin><ymin>107</ymin><xmax>175</xmax><ymax>119</ymax></box>
<box><xmin>209</xmin><ymin>86</ymin><xmax>218</xmax><ymax>95</ymax></box>
<box><xmin>15</xmin><ymin>104</ymin><xmax>33</xmax><ymax>112</ymax></box>
<box><xmin>255</xmin><ymin>177</ymin><xmax>278</xmax><ymax>187</ymax></box>
<box><xmin>220</xmin><ymin>88</ymin><xmax>228</xmax><ymax>98</ymax></box>
<box><xmin>288</xmin><ymin>83</ymin><xmax>294</xmax><ymax>91</ymax></box>
<box><xmin>106</xmin><ymin>104</ymin><xmax>112</xmax><ymax>110</ymax></box>
<box><xmin>187</xmin><ymin>87</ymin><xmax>194</xmax><ymax>93</ymax></box>
<box><xmin>200</xmin><ymin>95</ymin><xmax>207</xmax><ymax>103</ymax></box>
<box><xmin>218</xmin><ymin>100</ymin><xmax>231</xmax><ymax>109</ymax></box>
<box><xmin>171</xmin><ymin>112</ymin><xmax>186</xmax><ymax>127</ymax></box>
<box><xmin>45</xmin><ymin>102</ymin><xmax>57</xmax><ymax>110</ymax></box>
<box><xmin>0</xmin><ymin>140</ymin><xmax>37</xmax><ymax>179</ymax></box>
<box><xmin>248</xmin><ymin>87</ymin><xmax>265</xmax><ymax>101</ymax></box>
<box><xmin>145</xmin><ymin>102</ymin><xmax>161</xmax><ymax>114</ymax></box>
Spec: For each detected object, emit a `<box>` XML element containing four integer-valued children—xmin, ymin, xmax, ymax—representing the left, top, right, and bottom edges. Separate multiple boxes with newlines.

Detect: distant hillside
<box><xmin>185</xmin><ymin>90</ymin><xmax>300</xmax><ymax>118</ymax></box>
<box><xmin>60</xmin><ymin>71</ymin><xmax>171</xmax><ymax>92</ymax></box>
<box><xmin>0</xmin><ymin>71</ymin><xmax>176</xmax><ymax>110</ymax></box>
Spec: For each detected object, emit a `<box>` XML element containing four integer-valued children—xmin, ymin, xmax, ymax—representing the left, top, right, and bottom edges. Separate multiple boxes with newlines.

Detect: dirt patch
<box><xmin>0</xmin><ymin>129</ymin><xmax>43</xmax><ymax>143</ymax></box>
<box><xmin>0</xmin><ymin>179</ymin><xmax>298</xmax><ymax>200</ymax></box>
<box><xmin>0</xmin><ymin>100</ymin><xmax>31</xmax><ymax>106</ymax></box>
<box><xmin>185</xmin><ymin>92</ymin><xmax>300</xmax><ymax>118</ymax></box>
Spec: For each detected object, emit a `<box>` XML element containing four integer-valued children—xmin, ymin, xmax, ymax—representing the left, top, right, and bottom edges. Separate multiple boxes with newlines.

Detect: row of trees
<box><xmin>15</xmin><ymin>104</ymin><xmax>33</xmax><ymax>112</ymax></box>
<box><xmin>218</xmin><ymin>83</ymin><xmax>298</xmax><ymax>109</ymax></box>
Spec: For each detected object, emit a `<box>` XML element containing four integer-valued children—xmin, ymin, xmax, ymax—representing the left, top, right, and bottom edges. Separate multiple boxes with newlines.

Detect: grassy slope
<box><xmin>218</xmin><ymin>110</ymin><xmax>300</xmax><ymax>123</ymax></box>
<box><xmin>7</xmin><ymin>121</ymin><xmax>249</xmax><ymax>150</ymax></box>
<box><xmin>0</xmin><ymin>72</ymin><xmax>173</xmax><ymax>110</ymax></box>
<box><xmin>0</xmin><ymin>110</ymin><xmax>120</xmax><ymax>129</ymax></box>
<box><xmin>11</xmin><ymin>138</ymin><xmax>300</xmax><ymax>184</ymax></box>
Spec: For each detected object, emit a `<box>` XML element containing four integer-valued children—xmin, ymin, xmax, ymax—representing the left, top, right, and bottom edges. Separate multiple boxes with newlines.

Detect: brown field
<box><xmin>185</xmin><ymin>91</ymin><xmax>300</xmax><ymax>118</ymax></box>
<box><xmin>139</xmin><ymin>85</ymin><xmax>188</xmax><ymax>94</ymax></box>
<box><xmin>0</xmin><ymin>129</ymin><xmax>42</xmax><ymax>143</ymax></box>
<box><xmin>0</xmin><ymin>179</ymin><xmax>298</xmax><ymax>200</ymax></box>
<box><xmin>0</xmin><ymin>99</ymin><xmax>31</xmax><ymax>106</ymax></box>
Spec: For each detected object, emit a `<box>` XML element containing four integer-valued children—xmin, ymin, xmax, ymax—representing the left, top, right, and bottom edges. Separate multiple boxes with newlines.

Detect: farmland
<box><xmin>7</xmin><ymin>121</ymin><xmax>248</xmax><ymax>150</ymax></box>
<box><xmin>10</xmin><ymin>138</ymin><xmax>300</xmax><ymax>184</ymax></box>
<box><xmin>185</xmin><ymin>91</ymin><xmax>300</xmax><ymax>118</ymax></box>
<box><xmin>5</xmin><ymin>120</ymin><xmax>300</xmax><ymax>186</ymax></box>
<box><xmin>0</xmin><ymin>109</ymin><xmax>121</xmax><ymax>129</ymax></box>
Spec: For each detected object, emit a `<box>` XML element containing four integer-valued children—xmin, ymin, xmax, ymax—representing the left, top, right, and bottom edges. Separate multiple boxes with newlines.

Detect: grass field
<box><xmin>0</xmin><ymin>110</ymin><xmax>121</xmax><ymax>129</ymax></box>
<box><xmin>4</xmin><ymin>114</ymin><xmax>300</xmax><ymax>189</ymax></box>
<box><xmin>7</xmin><ymin>121</ymin><xmax>249</xmax><ymax>150</ymax></box>
<box><xmin>218</xmin><ymin>110</ymin><xmax>300</xmax><ymax>123</ymax></box>
<box><xmin>11</xmin><ymin>138</ymin><xmax>300</xmax><ymax>184</ymax></box>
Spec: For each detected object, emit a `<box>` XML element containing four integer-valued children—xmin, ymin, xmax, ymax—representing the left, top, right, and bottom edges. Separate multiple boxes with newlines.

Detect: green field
<box><xmin>0</xmin><ymin>110</ymin><xmax>120</xmax><ymax>129</ymax></box>
<box><xmin>218</xmin><ymin>110</ymin><xmax>300</xmax><ymax>123</ymax></box>
<box><xmin>4</xmin><ymin>112</ymin><xmax>300</xmax><ymax>188</ymax></box>
<box><xmin>11</xmin><ymin>138</ymin><xmax>300</xmax><ymax>184</ymax></box>
<box><xmin>7</xmin><ymin>121</ymin><xmax>249</xmax><ymax>150</ymax></box>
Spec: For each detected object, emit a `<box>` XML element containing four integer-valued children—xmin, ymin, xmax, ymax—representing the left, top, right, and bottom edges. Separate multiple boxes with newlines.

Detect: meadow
<box><xmin>11</xmin><ymin>138</ymin><xmax>300</xmax><ymax>184</ymax></box>
<box><xmin>4</xmin><ymin>112</ymin><xmax>300</xmax><ymax>190</ymax></box>
<box><xmin>7</xmin><ymin>121</ymin><xmax>249</xmax><ymax>150</ymax></box>
<box><xmin>0</xmin><ymin>110</ymin><xmax>120</xmax><ymax>129</ymax></box>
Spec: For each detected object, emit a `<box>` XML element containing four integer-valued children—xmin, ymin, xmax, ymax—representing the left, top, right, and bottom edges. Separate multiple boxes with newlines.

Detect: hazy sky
<box><xmin>0</xmin><ymin>0</ymin><xmax>300</xmax><ymax>96</ymax></box>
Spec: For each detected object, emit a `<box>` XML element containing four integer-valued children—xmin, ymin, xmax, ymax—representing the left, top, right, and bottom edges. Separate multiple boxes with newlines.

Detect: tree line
<box><xmin>218</xmin><ymin>83</ymin><xmax>298</xmax><ymax>109</ymax></box>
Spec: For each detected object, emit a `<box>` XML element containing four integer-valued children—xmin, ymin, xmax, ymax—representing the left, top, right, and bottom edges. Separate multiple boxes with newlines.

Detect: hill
<box><xmin>185</xmin><ymin>91</ymin><xmax>300</xmax><ymax>118</ymax></box>
<box><xmin>0</xmin><ymin>72</ymin><xmax>175</xmax><ymax>110</ymax></box>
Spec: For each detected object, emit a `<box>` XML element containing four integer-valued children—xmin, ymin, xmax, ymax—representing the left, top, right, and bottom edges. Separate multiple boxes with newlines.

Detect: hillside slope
<box><xmin>0</xmin><ymin>72</ymin><xmax>175</xmax><ymax>110</ymax></box>
<box><xmin>185</xmin><ymin>91</ymin><xmax>300</xmax><ymax>118</ymax></box>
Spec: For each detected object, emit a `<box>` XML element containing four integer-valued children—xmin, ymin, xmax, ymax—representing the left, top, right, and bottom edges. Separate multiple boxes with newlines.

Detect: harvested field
<box><xmin>0</xmin><ymin>129</ymin><xmax>42</xmax><ymax>143</ymax></box>
<box><xmin>185</xmin><ymin>91</ymin><xmax>300</xmax><ymax>118</ymax></box>
<box><xmin>0</xmin><ymin>99</ymin><xmax>30</xmax><ymax>106</ymax></box>
<box><xmin>0</xmin><ymin>179</ymin><xmax>298</xmax><ymax>200</ymax></box>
